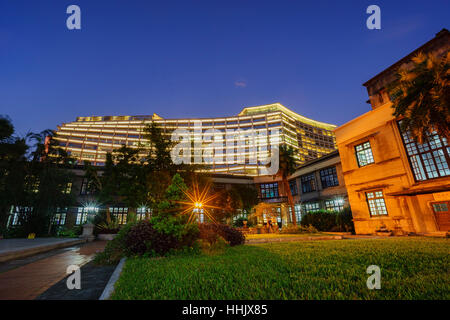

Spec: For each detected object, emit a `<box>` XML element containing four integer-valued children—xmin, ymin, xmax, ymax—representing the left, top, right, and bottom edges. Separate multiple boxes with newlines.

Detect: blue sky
<box><xmin>0</xmin><ymin>0</ymin><xmax>449</xmax><ymax>136</ymax></box>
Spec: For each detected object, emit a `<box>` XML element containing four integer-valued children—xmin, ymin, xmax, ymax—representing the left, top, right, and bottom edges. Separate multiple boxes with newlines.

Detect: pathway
<box><xmin>0</xmin><ymin>241</ymin><xmax>107</xmax><ymax>300</ymax></box>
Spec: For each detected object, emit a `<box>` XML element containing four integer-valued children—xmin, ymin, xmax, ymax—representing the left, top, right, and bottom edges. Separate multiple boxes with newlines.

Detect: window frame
<box><xmin>355</xmin><ymin>141</ymin><xmax>375</xmax><ymax>167</ymax></box>
<box><xmin>397</xmin><ymin>121</ymin><xmax>450</xmax><ymax>182</ymax></box>
<box><xmin>319</xmin><ymin>166</ymin><xmax>339</xmax><ymax>189</ymax></box>
<box><xmin>365</xmin><ymin>190</ymin><xmax>388</xmax><ymax>217</ymax></box>
<box><xmin>300</xmin><ymin>173</ymin><xmax>316</xmax><ymax>193</ymax></box>
<box><xmin>259</xmin><ymin>183</ymin><xmax>279</xmax><ymax>199</ymax></box>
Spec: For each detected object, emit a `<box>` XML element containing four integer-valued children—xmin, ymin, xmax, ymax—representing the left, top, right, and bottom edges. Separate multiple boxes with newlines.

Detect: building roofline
<box><xmin>362</xmin><ymin>28</ymin><xmax>449</xmax><ymax>88</ymax></box>
<box><xmin>294</xmin><ymin>150</ymin><xmax>340</xmax><ymax>170</ymax></box>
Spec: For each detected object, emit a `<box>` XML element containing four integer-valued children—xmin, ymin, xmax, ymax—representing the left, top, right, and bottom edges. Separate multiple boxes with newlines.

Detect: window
<box><xmin>64</xmin><ymin>182</ymin><xmax>72</xmax><ymax>194</ymax></box>
<box><xmin>366</xmin><ymin>191</ymin><xmax>388</xmax><ymax>216</ymax></box>
<box><xmin>76</xmin><ymin>207</ymin><xmax>99</xmax><ymax>225</ymax></box>
<box><xmin>8</xmin><ymin>206</ymin><xmax>32</xmax><ymax>227</ymax></box>
<box><xmin>303</xmin><ymin>202</ymin><xmax>320</xmax><ymax>213</ymax></box>
<box><xmin>109</xmin><ymin>207</ymin><xmax>128</xmax><ymax>224</ymax></box>
<box><xmin>53</xmin><ymin>208</ymin><xmax>67</xmax><ymax>225</ymax></box>
<box><xmin>398</xmin><ymin>123</ymin><xmax>450</xmax><ymax>181</ymax></box>
<box><xmin>355</xmin><ymin>141</ymin><xmax>374</xmax><ymax>167</ymax></box>
<box><xmin>325</xmin><ymin>199</ymin><xmax>344</xmax><ymax>212</ymax></box>
<box><xmin>260</xmin><ymin>183</ymin><xmax>279</xmax><ymax>199</ymax></box>
<box><xmin>320</xmin><ymin>167</ymin><xmax>339</xmax><ymax>188</ymax></box>
<box><xmin>289</xmin><ymin>204</ymin><xmax>302</xmax><ymax>223</ymax></box>
<box><xmin>80</xmin><ymin>179</ymin><xmax>96</xmax><ymax>195</ymax></box>
<box><xmin>136</xmin><ymin>207</ymin><xmax>152</xmax><ymax>221</ymax></box>
<box><xmin>289</xmin><ymin>180</ymin><xmax>298</xmax><ymax>196</ymax></box>
<box><xmin>300</xmin><ymin>173</ymin><xmax>316</xmax><ymax>193</ymax></box>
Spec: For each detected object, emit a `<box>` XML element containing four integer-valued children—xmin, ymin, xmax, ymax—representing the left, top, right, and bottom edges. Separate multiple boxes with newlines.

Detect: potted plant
<box><xmin>96</xmin><ymin>221</ymin><xmax>120</xmax><ymax>240</ymax></box>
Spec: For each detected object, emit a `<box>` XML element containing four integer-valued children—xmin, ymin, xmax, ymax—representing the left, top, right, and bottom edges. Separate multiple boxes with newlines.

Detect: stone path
<box><xmin>0</xmin><ymin>241</ymin><xmax>107</xmax><ymax>300</ymax></box>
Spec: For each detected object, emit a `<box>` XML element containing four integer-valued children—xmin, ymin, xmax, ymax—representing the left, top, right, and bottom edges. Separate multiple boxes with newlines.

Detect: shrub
<box><xmin>233</xmin><ymin>217</ymin><xmax>253</xmax><ymax>228</ymax></box>
<box><xmin>94</xmin><ymin>222</ymin><xmax>136</xmax><ymax>265</ymax></box>
<box><xmin>199</xmin><ymin>223</ymin><xmax>245</xmax><ymax>246</ymax></box>
<box><xmin>95</xmin><ymin>221</ymin><xmax>120</xmax><ymax>234</ymax></box>
<box><xmin>56</xmin><ymin>225</ymin><xmax>82</xmax><ymax>238</ymax></box>
<box><xmin>300</xmin><ymin>208</ymin><xmax>355</xmax><ymax>232</ymax></box>
<box><xmin>280</xmin><ymin>224</ymin><xmax>318</xmax><ymax>234</ymax></box>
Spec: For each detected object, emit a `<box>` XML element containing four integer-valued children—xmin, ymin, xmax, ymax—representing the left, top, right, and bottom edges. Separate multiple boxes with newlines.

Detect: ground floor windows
<box><xmin>53</xmin><ymin>208</ymin><xmax>67</xmax><ymax>225</ymax></box>
<box><xmin>136</xmin><ymin>207</ymin><xmax>152</xmax><ymax>221</ymax></box>
<box><xmin>109</xmin><ymin>207</ymin><xmax>128</xmax><ymax>225</ymax></box>
<box><xmin>325</xmin><ymin>199</ymin><xmax>344</xmax><ymax>212</ymax></box>
<box><xmin>8</xmin><ymin>206</ymin><xmax>32</xmax><ymax>227</ymax></box>
<box><xmin>366</xmin><ymin>190</ymin><xmax>388</xmax><ymax>216</ymax></box>
<box><xmin>303</xmin><ymin>202</ymin><xmax>320</xmax><ymax>214</ymax></box>
<box><xmin>76</xmin><ymin>207</ymin><xmax>99</xmax><ymax>225</ymax></box>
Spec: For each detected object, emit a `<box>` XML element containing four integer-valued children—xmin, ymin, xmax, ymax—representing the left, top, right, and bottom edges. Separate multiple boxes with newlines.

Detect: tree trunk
<box><xmin>283</xmin><ymin>178</ymin><xmax>297</xmax><ymax>226</ymax></box>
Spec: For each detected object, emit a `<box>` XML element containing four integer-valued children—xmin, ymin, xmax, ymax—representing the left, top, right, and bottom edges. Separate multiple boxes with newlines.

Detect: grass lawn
<box><xmin>111</xmin><ymin>237</ymin><xmax>450</xmax><ymax>300</ymax></box>
<box><xmin>245</xmin><ymin>233</ymin><xmax>330</xmax><ymax>240</ymax></box>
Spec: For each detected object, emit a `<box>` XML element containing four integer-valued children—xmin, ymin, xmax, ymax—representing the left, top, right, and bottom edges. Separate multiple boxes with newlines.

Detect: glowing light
<box><xmin>175</xmin><ymin>180</ymin><xmax>222</xmax><ymax>223</ymax></box>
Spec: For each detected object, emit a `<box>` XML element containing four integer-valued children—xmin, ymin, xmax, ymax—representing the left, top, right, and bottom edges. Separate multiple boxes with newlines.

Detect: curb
<box><xmin>99</xmin><ymin>257</ymin><xmax>126</xmax><ymax>300</ymax></box>
<box><xmin>0</xmin><ymin>239</ymin><xmax>86</xmax><ymax>263</ymax></box>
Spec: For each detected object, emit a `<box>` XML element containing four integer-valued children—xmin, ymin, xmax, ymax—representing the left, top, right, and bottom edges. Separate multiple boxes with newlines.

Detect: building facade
<box><xmin>253</xmin><ymin>150</ymin><xmax>349</xmax><ymax>226</ymax></box>
<box><xmin>54</xmin><ymin>103</ymin><xmax>336</xmax><ymax>176</ymax></box>
<box><xmin>334</xmin><ymin>29</ymin><xmax>450</xmax><ymax>235</ymax></box>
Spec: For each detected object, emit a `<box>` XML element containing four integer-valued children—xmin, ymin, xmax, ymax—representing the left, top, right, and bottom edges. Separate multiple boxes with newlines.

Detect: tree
<box><xmin>278</xmin><ymin>145</ymin><xmax>297</xmax><ymax>225</ymax></box>
<box><xmin>0</xmin><ymin>116</ymin><xmax>28</xmax><ymax>235</ymax></box>
<box><xmin>389</xmin><ymin>51</ymin><xmax>449</xmax><ymax>144</ymax></box>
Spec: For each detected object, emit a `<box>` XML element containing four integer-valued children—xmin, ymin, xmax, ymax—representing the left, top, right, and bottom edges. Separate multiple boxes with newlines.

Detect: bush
<box><xmin>56</xmin><ymin>225</ymin><xmax>82</xmax><ymax>238</ymax></box>
<box><xmin>94</xmin><ymin>222</ymin><xmax>136</xmax><ymax>265</ymax></box>
<box><xmin>280</xmin><ymin>224</ymin><xmax>318</xmax><ymax>234</ymax></box>
<box><xmin>199</xmin><ymin>223</ymin><xmax>245</xmax><ymax>246</ymax></box>
<box><xmin>126</xmin><ymin>220</ymin><xmax>199</xmax><ymax>257</ymax></box>
<box><xmin>300</xmin><ymin>208</ymin><xmax>354</xmax><ymax>232</ymax></box>
<box><xmin>233</xmin><ymin>217</ymin><xmax>253</xmax><ymax>228</ymax></box>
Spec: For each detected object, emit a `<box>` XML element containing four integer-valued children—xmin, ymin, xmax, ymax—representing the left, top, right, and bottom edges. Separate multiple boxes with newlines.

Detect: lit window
<box><xmin>366</xmin><ymin>191</ymin><xmax>388</xmax><ymax>216</ymax></box>
<box><xmin>136</xmin><ymin>207</ymin><xmax>152</xmax><ymax>220</ymax></box>
<box><xmin>76</xmin><ymin>207</ymin><xmax>99</xmax><ymax>225</ymax></box>
<box><xmin>398</xmin><ymin>122</ymin><xmax>450</xmax><ymax>181</ymax></box>
<box><xmin>303</xmin><ymin>202</ymin><xmax>320</xmax><ymax>213</ymax></box>
<box><xmin>300</xmin><ymin>173</ymin><xmax>316</xmax><ymax>193</ymax></box>
<box><xmin>355</xmin><ymin>141</ymin><xmax>374</xmax><ymax>167</ymax></box>
<box><xmin>320</xmin><ymin>167</ymin><xmax>339</xmax><ymax>188</ymax></box>
<box><xmin>260</xmin><ymin>183</ymin><xmax>279</xmax><ymax>199</ymax></box>
<box><xmin>110</xmin><ymin>207</ymin><xmax>128</xmax><ymax>224</ymax></box>
<box><xmin>324</xmin><ymin>199</ymin><xmax>344</xmax><ymax>212</ymax></box>
<box><xmin>53</xmin><ymin>208</ymin><xmax>67</xmax><ymax>225</ymax></box>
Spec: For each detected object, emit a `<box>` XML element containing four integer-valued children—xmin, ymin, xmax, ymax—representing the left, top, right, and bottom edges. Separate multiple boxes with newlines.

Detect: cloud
<box><xmin>234</xmin><ymin>80</ymin><xmax>247</xmax><ymax>88</ymax></box>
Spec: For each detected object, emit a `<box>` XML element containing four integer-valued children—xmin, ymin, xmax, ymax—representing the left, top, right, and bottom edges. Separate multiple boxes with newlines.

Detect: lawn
<box><xmin>111</xmin><ymin>237</ymin><xmax>450</xmax><ymax>300</ymax></box>
<box><xmin>245</xmin><ymin>233</ymin><xmax>328</xmax><ymax>240</ymax></box>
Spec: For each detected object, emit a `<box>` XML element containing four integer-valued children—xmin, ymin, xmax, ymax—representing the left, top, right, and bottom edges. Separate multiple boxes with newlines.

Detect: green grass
<box><xmin>111</xmin><ymin>237</ymin><xmax>450</xmax><ymax>300</ymax></box>
<box><xmin>245</xmin><ymin>233</ymin><xmax>328</xmax><ymax>240</ymax></box>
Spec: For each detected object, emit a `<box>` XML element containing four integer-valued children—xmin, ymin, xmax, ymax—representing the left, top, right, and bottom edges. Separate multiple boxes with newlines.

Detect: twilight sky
<box><xmin>0</xmin><ymin>0</ymin><xmax>449</xmax><ymax>136</ymax></box>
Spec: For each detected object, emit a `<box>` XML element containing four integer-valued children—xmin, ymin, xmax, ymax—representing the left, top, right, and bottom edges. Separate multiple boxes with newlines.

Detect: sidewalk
<box><xmin>0</xmin><ymin>238</ymin><xmax>85</xmax><ymax>263</ymax></box>
<box><xmin>0</xmin><ymin>241</ymin><xmax>107</xmax><ymax>300</ymax></box>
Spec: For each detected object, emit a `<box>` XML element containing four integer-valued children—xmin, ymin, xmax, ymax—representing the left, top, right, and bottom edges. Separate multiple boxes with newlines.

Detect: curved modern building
<box><xmin>54</xmin><ymin>103</ymin><xmax>337</xmax><ymax>176</ymax></box>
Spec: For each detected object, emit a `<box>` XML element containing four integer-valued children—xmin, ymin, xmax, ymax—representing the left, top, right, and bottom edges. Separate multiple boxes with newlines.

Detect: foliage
<box><xmin>389</xmin><ymin>51</ymin><xmax>450</xmax><ymax>144</ymax></box>
<box><xmin>278</xmin><ymin>145</ymin><xmax>298</xmax><ymax>225</ymax></box>
<box><xmin>94</xmin><ymin>221</ymin><xmax>137</xmax><ymax>265</ymax></box>
<box><xmin>96</xmin><ymin>220</ymin><xmax>120</xmax><ymax>234</ymax></box>
<box><xmin>233</xmin><ymin>216</ymin><xmax>253</xmax><ymax>227</ymax></box>
<box><xmin>300</xmin><ymin>208</ymin><xmax>354</xmax><ymax>232</ymax></box>
<box><xmin>280</xmin><ymin>224</ymin><xmax>318</xmax><ymax>234</ymax></box>
<box><xmin>111</xmin><ymin>238</ymin><xmax>450</xmax><ymax>300</ymax></box>
<box><xmin>56</xmin><ymin>225</ymin><xmax>82</xmax><ymax>238</ymax></box>
<box><xmin>199</xmin><ymin>223</ymin><xmax>245</xmax><ymax>246</ymax></box>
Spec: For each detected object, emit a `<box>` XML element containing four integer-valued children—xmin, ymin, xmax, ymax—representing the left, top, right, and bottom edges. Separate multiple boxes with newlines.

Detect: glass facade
<box><xmin>260</xmin><ymin>183</ymin><xmax>279</xmax><ymax>199</ymax></box>
<box><xmin>54</xmin><ymin>103</ymin><xmax>336</xmax><ymax>176</ymax></box>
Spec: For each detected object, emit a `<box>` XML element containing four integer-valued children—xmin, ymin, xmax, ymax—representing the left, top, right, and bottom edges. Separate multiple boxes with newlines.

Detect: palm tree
<box><xmin>278</xmin><ymin>145</ymin><xmax>298</xmax><ymax>225</ymax></box>
<box><xmin>389</xmin><ymin>50</ymin><xmax>449</xmax><ymax>144</ymax></box>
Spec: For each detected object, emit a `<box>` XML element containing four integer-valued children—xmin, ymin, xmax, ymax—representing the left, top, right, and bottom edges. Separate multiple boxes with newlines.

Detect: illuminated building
<box><xmin>335</xmin><ymin>29</ymin><xmax>450</xmax><ymax>234</ymax></box>
<box><xmin>54</xmin><ymin>103</ymin><xmax>336</xmax><ymax>176</ymax></box>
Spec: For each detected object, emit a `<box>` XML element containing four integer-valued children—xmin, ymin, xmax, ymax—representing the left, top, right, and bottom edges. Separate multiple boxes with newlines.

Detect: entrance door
<box><xmin>432</xmin><ymin>202</ymin><xmax>450</xmax><ymax>231</ymax></box>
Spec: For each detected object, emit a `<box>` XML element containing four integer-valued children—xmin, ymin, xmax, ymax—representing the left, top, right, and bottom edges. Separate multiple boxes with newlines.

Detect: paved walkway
<box><xmin>0</xmin><ymin>241</ymin><xmax>107</xmax><ymax>300</ymax></box>
<box><xmin>0</xmin><ymin>238</ymin><xmax>85</xmax><ymax>262</ymax></box>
